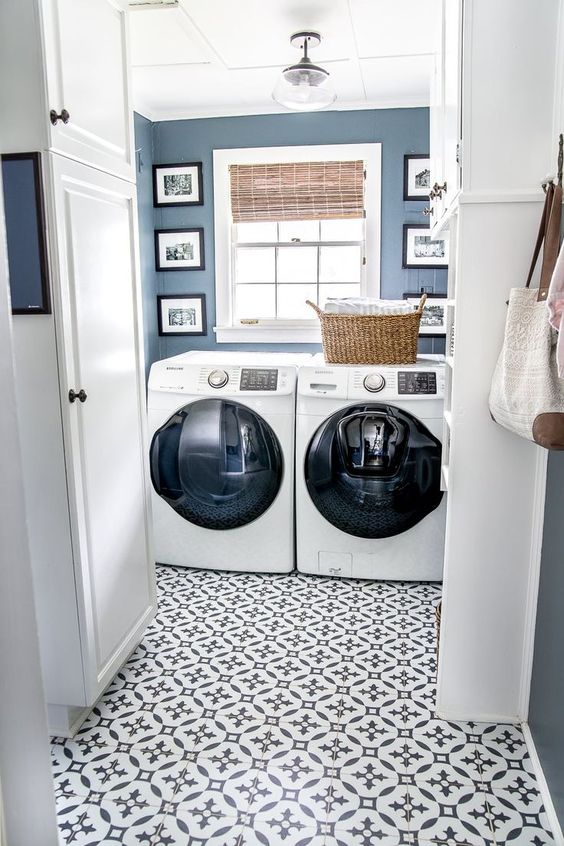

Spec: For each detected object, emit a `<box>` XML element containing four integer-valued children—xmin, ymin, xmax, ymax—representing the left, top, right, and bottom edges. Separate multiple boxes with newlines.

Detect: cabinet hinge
<box><xmin>362</xmin><ymin>256</ymin><xmax>367</xmax><ymax>266</ymax></box>
<box><xmin>456</xmin><ymin>141</ymin><xmax>463</xmax><ymax>167</ymax></box>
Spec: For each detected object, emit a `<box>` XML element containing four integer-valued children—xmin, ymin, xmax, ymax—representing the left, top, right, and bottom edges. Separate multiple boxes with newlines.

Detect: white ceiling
<box><xmin>130</xmin><ymin>0</ymin><xmax>437</xmax><ymax>121</ymax></box>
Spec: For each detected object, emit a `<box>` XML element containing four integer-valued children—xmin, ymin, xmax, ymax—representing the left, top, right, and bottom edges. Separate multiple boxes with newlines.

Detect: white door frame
<box><xmin>0</xmin><ymin>166</ymin><xmax>59</xmax><ymax>843</ymax></box>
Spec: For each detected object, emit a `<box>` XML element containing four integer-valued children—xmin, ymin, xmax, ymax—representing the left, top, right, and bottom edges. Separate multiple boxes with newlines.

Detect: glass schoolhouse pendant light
<box><xmin>272</xmin><ymin>31</ymin><xmax>336</xmax><ymax>112</ymax></box>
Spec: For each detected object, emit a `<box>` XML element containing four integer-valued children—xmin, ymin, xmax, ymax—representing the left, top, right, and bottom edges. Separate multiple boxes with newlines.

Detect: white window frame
<box><xmin>213</xmin><ymin>143</ymin><xmax>382</xmax><ymax>344</ymax></box>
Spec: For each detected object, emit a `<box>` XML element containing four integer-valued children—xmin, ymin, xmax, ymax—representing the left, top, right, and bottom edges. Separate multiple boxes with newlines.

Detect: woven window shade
<box><xmin>229</xmin><ymin>160</ymin><xmax>365</xmax><ymax>223</ymax></box>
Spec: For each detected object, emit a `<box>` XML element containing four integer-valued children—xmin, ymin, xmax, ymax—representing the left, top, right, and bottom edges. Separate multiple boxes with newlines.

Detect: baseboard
<box><xmin>435</xmin><ymin>708</ymin><xmax>521</xmax><ymax>723</ymax></box>
<box><xmin>522</xmin><ymin>722</ymin><xmax>564</xmax><ymax>846</ymax></box>
<box><xmin>48</xmin><ymin>704</ymin><xmax>91</xmax><ymax>739</ymax></box>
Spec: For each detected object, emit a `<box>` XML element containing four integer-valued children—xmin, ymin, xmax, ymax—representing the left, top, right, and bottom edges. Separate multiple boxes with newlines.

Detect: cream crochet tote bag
<box><xmin>489</xmin><ymin>182</ymin><xmax>564</xmax><ymax>449</ymax></box>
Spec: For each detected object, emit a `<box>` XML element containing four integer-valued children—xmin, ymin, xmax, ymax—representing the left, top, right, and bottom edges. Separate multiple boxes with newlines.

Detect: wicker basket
<box><xmin>306</xmin><ymin>294</ymin><xmax>427</xmax><ymax>365</ymax></box>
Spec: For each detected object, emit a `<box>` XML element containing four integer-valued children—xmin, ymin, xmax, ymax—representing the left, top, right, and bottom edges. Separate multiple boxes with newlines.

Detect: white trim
<box><xmin>213</xmin><ymin>142</ymin><xmax>381</xmax><ymax>345</ymax></box>
<box><xmin>553</xmin><ymin>0</ymin><xmax>564</xmax><ymax>139</ymax></box>
<box><xmin>522</xmin><ymin>722</ymin><xmax>564</xmax><ymax>846</ymax></box>
<box><xmin>519</xmin><ymin>448</ymin><xmax>549</xmax><ymax>718</ymax></box>
<box><xmin>213</xmin><ymin>324</ymin><xmax>322</xmax><ymax>344</ymax></box>
<box><xmin>132</xmin><ymin>99</ymin><xmax>430</xmax><ymax>124</ymax></box>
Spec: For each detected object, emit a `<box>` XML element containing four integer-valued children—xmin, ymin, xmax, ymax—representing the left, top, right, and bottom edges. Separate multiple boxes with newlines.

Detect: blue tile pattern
<box><xmin>52</xmin><ymin>566</ymin><xmax>554</xmax><ymax>845</ymax></box>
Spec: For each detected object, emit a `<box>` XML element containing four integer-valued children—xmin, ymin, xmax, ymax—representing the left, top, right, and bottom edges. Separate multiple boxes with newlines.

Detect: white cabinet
<box><xmin>0</xmin><ymin>0</ymin><xmax>135</xmax><ymax>182</ymax></box>
<box><xmin>13</xmin><ymin>156</ymin><xmax>156</xmax><ymax>734</ymax></box>
<box><xmin>1</xmin><ymin>0</ymin><xmax>154</xmax><ymax>736</ymax></box>
<box><xmin>434</xmin><ymin>0</ymin><xmax>561</xmax><ymax>723</ymax></box>
<box><xmin>49</xmin><ymin>154</ymin><xmax>155</xmax><ymax>701</ymax></box>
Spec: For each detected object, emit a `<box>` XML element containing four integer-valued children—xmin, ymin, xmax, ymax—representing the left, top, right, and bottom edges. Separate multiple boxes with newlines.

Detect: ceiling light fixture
<box><xmin>272</xmin><ymin>31</ymin><xmax>336</xmax><ymax>112</ymax></box>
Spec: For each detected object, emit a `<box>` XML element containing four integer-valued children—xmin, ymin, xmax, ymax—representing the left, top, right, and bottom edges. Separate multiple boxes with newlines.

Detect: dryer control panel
<box><xmin>398</xmin><ymin>371</ymin><xmax>437</xmax><ymax>395</ymax></box>
<box><xmin>298</xmin><ymin>355</ymin><xmax>445</xmax><ymax>401</ymax></box>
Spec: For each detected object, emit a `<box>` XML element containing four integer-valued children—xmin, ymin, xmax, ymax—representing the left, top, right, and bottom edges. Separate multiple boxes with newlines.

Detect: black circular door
<box><xmin>305</xmin><ymin>403</ymin><xmax>443</xmax><ymax>539</ymax></box>
<box><xmin>150</xmin><ymin>398</ymin><xmax>283</xmax><ymax>530</ymax></box>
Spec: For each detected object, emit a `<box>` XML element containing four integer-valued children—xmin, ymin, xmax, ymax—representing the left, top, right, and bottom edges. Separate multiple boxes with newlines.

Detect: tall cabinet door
<box><xmin>40</xmin><ymin>0</ymin><xmax>134</xmax><ymax>182</ymax></box>
<box><xmin>47</xmin><ymin>153</ymin><xmax>155</xmax><ymax>703</ymax></box>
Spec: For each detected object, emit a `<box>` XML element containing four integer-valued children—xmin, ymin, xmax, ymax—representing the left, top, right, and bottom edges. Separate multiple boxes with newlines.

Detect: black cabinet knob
<box><xmin>50</xmin><ymin>109</ymin><xmax>70</xmax><ymax>126</ymax></box>
<box><xmin>69</xmin><ymin>388</ymin><xmax>87</xmax><ymax>403</ymax></box>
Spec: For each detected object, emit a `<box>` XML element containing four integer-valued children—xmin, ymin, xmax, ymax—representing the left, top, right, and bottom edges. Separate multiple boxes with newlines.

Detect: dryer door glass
<box><xmin>150</xmin><ymin>398</ymin><xmax>283</xmax><ymax>530</ymax></box>
<box><xmin>305</xmin><ymin>403</ymin><xmax>443</xmax><ymax>539</ymax></box>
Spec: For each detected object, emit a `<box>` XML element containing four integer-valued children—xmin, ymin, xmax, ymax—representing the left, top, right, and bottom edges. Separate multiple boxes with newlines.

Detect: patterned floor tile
<box><xmin>52</xmin><ymin>742</ymin><xmax>185</xmax><ymax>808</ymax></box>
<box><xmin>407</xmin><ymin>783</ymin><xmax>495</xmax><ymax>845</ymax></box>
<box><xmin>486</xmin><ymin>789</ymin><xmax>555</xmax><ymax>845</ymax></box>
<box><xmin>56</xmin><ymin>792</ymin><xmax>164</xmax><ymax>845</ymax></box>
<box><xmin>240</xmin><ymin>821</ymin><xmax>324</xmax><ymax>845</ymax></box>
<box><xmin>156</xmin><ymin>810</ymin><xmax>243</xmax><ymax>845</ymax></box>
<box><xmin>51</xmin><ymin>567</ymin><xmax>554</xmax><ymax>846</ymax></box>
<box><xmin>262</xmin><ymin>719</ymin><xmax>337</xmax><ymax>770</ymax></box>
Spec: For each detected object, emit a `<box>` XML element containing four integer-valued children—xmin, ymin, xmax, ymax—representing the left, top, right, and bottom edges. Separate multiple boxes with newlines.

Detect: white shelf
<box><xmin>446</xmin><ymin>355</ymin><xmax>454</xmax><ymax>368</ymax></box>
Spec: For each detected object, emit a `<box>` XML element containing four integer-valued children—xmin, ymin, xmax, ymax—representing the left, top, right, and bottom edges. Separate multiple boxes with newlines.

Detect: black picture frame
<box><xmin>152</xmin><ymin>161</ymin><xmax>203</xmax><ymax>207</ymax></box>
<box><xmin>157</xmin><ymin>294</ymin><xmax>207</xmax><ymax>337</ymax></box>
<box><xmin>403</xmin><ymin>291</ymin><xmax>448</xmax><ymax>337</ymax></box>
<box><xmin>155</xmin><ymin>227</ymin><xmax>205</xmax><ymax>272</ymax></box>
<box><xmin>403</xmin><ymin>154</ymin><xmax>431</xmax><ymax>201</ymax></box>
<box><xmin>402</xmin><ymin>224</ymin><xmax>448</xmax><ymax>269</ymax></box>
<box><xmin>1</xmin><ymin>152</ymin><xmax>51</xmax><ymax>315</ymax></box>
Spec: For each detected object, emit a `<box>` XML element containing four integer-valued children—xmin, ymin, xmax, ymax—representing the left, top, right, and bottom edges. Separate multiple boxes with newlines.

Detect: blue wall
<box><xmin>134</xmin><ymin>112</ymin><xmax>159</xmax><ymax>380</ymax></box>
<box><xmin>135</xmin><ymin>108</ymin><xmax>447</xmax><ymax>368</ymax></box>
<box><xmin>529</xmin><ymin>451</ymin><xmax>564</xmax><ymax>828</ymax></box>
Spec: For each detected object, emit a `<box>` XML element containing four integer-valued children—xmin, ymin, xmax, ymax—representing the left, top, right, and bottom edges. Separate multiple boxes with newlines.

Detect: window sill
<box><xmin>214</xmin><ymin>325</ymin><xmax>322</xmax><ymax>344</ymax></box>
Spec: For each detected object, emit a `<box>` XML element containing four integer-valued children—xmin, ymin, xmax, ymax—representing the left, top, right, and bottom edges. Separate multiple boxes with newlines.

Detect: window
<box><xmin>214</xmin><ymin>144</ymin><xmax>381</xmax><ymax>343</ymax></box>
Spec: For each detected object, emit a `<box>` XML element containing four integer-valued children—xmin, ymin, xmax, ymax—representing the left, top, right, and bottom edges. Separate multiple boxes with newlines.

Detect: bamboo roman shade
<box><xmin>229</xmin><ymin>160</ymin><xmax>365</xmax><ymax>223</ymax></box>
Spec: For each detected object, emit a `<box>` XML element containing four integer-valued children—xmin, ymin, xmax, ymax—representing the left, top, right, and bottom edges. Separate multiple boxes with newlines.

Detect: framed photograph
<box><xmin>153</xmin><ymin>162</ymin><xmax>203</xmax><ymax>207</ymax></box>
<box><xmin>155</xmin><ymin>227</ymin><xmax>205</xmax><ymax>271</ymax></box>
<box><xmin>403</xmin><ymin>292</ymin><xmax>448</xmax><ymax>337</ymax></box>
<box><xmin>402</xmin><ymin>224</ymin><xmax>449</xmax><ymax>269</ymax></box>
<box><xmin>1</xmin><ymin>152</ymin><xmax>51</xmax><ymax>315</ymax></box>
<box><xmin>403</xmin><ymin>154</ymin><xmax>431</xmax><ymax>201</ymax></box>
<box><xmin>157</xmin><ymin>294</ymin><xmax>207</xmax><ymax>336</ymax></box>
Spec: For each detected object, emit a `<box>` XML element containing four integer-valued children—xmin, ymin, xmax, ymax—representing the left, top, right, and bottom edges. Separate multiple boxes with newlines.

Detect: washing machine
<box><xmin>148</xmin><ymin>351</ymin><xmax>310</xmax><ymax>573</ymax></box>
<box><xmin>296</xmin><ymin>354</ymin><xmax>446</xmax><ymax>580</ymax></box>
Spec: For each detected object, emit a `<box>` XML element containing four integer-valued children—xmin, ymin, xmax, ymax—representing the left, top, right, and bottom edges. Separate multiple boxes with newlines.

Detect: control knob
<box><xmin>363</xmin><ymin>372</ymin><xmax>386</xmax><ymax>393</ymax></box>
<box><xmin>208</xmin><ymin>369</ymin><xmax>229</xmax><ymax>388</ymax></box>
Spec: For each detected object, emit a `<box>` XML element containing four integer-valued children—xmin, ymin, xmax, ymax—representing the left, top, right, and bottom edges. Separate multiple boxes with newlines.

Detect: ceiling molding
<box><xmin>140</xmin><ymin>98</ymin><xmax>430</xmax><ymax>124</ymax></box>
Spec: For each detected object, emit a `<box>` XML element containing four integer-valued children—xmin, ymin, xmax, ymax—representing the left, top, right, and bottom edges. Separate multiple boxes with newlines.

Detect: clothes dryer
<box><xmin>296</xmin><ymin>354</ymin><xmax>446</xmax><ymax>580</ymax></box>
<box><xmin>148</xmin><ymin>351</ymin><xmax>309</xmax><ymax>572</ymax></box>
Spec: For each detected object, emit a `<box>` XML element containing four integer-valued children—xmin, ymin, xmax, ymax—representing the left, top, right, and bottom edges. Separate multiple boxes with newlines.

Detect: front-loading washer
<box><xmin>148</xmin><ymin>351</ymin><xmax>310</xmax><ymax>573</ymax></box>
<box><xmin>296</xmin><ymin>354</ymin><xmax>446</xmax><ymax>580</ymax></box>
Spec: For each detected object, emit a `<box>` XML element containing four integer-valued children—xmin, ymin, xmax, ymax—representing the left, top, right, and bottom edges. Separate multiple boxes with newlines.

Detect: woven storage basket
<box><xmin>307</xmin><ymin>293</ymin><xmax>427</xmax><ymax>365</ymax></box>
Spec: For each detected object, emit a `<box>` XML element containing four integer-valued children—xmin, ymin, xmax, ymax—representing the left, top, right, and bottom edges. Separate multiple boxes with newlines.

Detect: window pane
<box><xmin>235</xmin><ymin>284</ymin><xmax>275</xmax><ymax>319</ymax></box>
<box><xmin>236</xmin><ymin>247</ymin><xmax>275</xmax><ymax>284</ymax></box>
<box><xmin>235</xmin><ymin>222</ymin><xmax>277</xmax><ymax>243</ymax></box>
<box><xmin>319</xmin><ymin>245</ymin><xmax>361</xmax><ymax>284</ymax></box>
<box><xmin>277</xmin><ymin>284</ymin><xmax>317</xmax><ymax>319</ymax></box>
<box><xmin>278</xmin><ymin>246</ymin><xmax>317</xmax><ymax>284</ymax></box>
<box><xmin>320</xmin><ymin>219</ymin><xmax>364</xmax><ymax>241</ymax></box>
<box><xmin>319</xmin><ymin>284</ymin><xmax>361</xmax><ymax>307</ymax></box>
<box><xmin>278</xmin><ymin>220</ymin><xmax>319</xmax><ymax>242</ymax></box>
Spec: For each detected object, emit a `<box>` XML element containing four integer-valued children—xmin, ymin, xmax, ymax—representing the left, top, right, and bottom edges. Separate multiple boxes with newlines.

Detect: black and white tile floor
<box><xmin>52</xmin><ymin>566</ymin><xmax>555</xmax><ymax>846</ymax></box>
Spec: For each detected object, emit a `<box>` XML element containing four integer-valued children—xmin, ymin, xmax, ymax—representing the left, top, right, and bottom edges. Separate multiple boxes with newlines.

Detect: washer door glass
<box><xmin>150</xmin><ymin>398</ymin><xmax>283</xmax><ymax>530</ymax></box>
<box><xmin>305</xmin><ymin>403</ymin><xmax>443</xmax><ymax>539</ymax></box>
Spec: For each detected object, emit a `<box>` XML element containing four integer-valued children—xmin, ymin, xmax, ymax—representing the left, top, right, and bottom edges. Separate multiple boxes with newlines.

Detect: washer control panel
<box><xmin>240</xmin><ymin>368</ymin><xmax>279</xmax><ymax>391</ymax></box>
<box><xmin>363</xmin><ymin>373</ymin><xmax>386</xmax><ymax>393</ymax></box>
<box><xmin>398</xmin><ymin>371</ymin><xmax>437</xmax><ymax>395</ymax></box>
<box><xmin>208</xmin><ymin>369</ymin><xmax>229</xmax><ymax>389</ymax></box>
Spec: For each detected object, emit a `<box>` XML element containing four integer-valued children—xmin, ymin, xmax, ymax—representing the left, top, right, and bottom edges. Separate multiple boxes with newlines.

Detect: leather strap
<box><xmin>525</xmin><ymin>182</ymin><xmax>563</xmax><ymax>301</ymax></box>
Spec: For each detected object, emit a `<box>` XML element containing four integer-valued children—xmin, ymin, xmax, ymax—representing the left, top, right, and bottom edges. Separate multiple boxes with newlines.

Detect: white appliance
<box><xmin>296</xmin><ymin>354</ymin><xmax>447</xmax><ymax>580</ymax></box>
<box><xmin>148</xmin><ymin>351</ymin><xmax>310</xmax><ymax>573</ymax></box>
